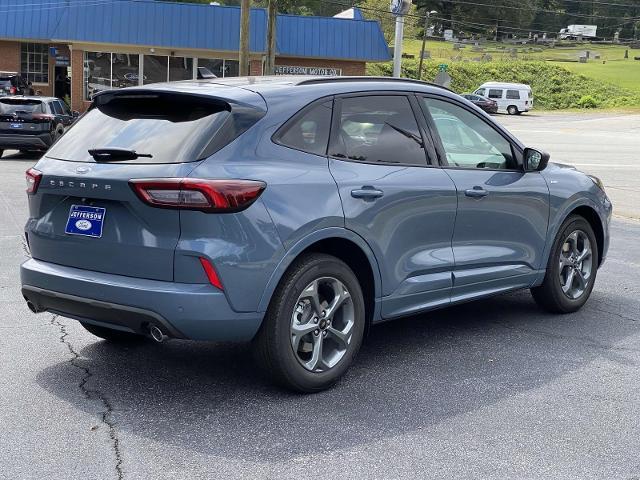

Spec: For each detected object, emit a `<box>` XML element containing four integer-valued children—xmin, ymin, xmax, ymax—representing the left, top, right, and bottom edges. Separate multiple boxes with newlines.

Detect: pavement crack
<box><xmin>50</xmin><ymin>315</ymin><xmax>124</xmax><ymax>480</ymax></box>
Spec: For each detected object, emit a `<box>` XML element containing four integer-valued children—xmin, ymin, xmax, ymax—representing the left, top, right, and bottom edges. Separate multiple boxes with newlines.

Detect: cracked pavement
<box><xmin>1</xmin><ymin>110</ymin><xmax>640</xmax><ymax>479</ymax></box>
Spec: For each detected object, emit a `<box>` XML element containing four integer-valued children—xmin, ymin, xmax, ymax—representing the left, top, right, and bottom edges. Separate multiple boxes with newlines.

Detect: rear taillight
<box><xmin>9</xmin><ymin>86</ymin><xmax>16</xmax><ymax>94</ymax></box>
<box><xmin>26</xmin><ymin>168</ymin><xmax>42</xmax><ymax>194</ymax></box>
<box><xmin>31</xmin><ymin>113</ymin><xmax>55</xmax><ymax>121</ymax></box>
<box><xmin>129</xmin><ymin>178</ymin><xmax>266</xmax><ymax>213</ymax></box>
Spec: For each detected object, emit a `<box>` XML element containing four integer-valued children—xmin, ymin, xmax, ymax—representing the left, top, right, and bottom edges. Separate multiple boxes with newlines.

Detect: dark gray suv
<box><xmin>21</xmin><ymin>77</ymin><xmax>612</xmax><ymax>391</ymax></box>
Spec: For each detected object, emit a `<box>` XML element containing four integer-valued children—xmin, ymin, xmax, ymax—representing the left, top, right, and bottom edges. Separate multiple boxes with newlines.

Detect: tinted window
<box><xmin>277</xmin><ymin>101</ymin><xmax>332</xmax><ymax>156</ymax></box>
<box><xmin>0</xmin><ymin>98</ymin><xmax>43</xmax><ymax>114</ymax></box>
<box><xmin>59</xmin><ymin>100</ymin><xmax>72</xmax><ymax>116</ymax></box>
<box><xmin>46</xmin><ymin>92</ymin><xmax>235</xmax><ymax>164</ymax></box>
<box><xmin>331</xmin><ymin>95</ymin><xmax>426</xmax><ymax>166</ymax></box>
<box><xmin>488</xmin><ymin>89</ymin><xmax>503</xmax><ymax>99</ymax></box>
<box><xmin>50</xmin><ymin>101</ymin><xmax>63</xmax><ymax>115</ymax></box>
<box><xmin>506</xmin><ymin>90</ymin><xmax>521</xmax><ymax>99</ymax></box>
<box><xmin>422</xmin><ymin>98</ymin><xmax>516</xmax><ymax>170</ymax></box>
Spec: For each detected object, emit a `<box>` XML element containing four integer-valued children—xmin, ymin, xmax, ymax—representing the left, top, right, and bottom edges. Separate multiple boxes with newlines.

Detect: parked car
<box><xmin>474</xmin><ymin>82</ymin><xmax>533</xmax><ymax>115</ymax></box>
<box><xmin>0</xmin><ymin>72</ymin><xmax>33</xmax><ymax>96</ymax></box>
<box><xmin>21</xmin><ymin>77</ymin><xmax>611</xmax><ymax>392</ymax></box>
<box><xmin>461</xmin><ymin>93</ymin><xmax>498</xmax><ymax>113</ymax></box>
<box><xmin>0</xmin><ymin>96</ymin><xmax>78</xmax><ymax>157</ymax></box>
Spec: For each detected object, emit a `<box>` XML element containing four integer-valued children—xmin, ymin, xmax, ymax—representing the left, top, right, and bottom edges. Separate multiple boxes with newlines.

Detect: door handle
<box><xmin>351</xmin><ymin>186</ymin><xmax>384</xmax><ymax>200</ymax></box>
<box><xmin>464</xmin><ymin>186</ymin><xmax>489</xmax><ymax>198</ymax></box>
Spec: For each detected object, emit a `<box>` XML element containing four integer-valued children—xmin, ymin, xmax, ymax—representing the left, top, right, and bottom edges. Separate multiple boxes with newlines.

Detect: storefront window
<box><xmin>84</xmin><ymin>52</ymin><xmax>111</xmax><ymax>101</ymax></box>
<box><xmin>143</xmin><ymin>55</ymin><xmax>168</xmax><ymax>85</ymax></box>
<box><xmin>197</xmin><ymin>59</ymin><xmax>239</xmax><ymax>78</ymax></box>
<box><xmin>21</xmin><ymin>43</ymin><xmax>49</xmax><ymax>84</ymax></box>
<box><xmin>112</xmin><ymin>53</ymin><xmax>139</xmax><ymax>89</ymax></box>
<box><xmin>169</xmin><ymin>57</ymin><xmax>193</xmax><ymax>82</ymax></box>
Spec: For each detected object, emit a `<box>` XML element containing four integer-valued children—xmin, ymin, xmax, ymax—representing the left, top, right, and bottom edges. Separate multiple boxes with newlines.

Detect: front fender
<box><xmin>256</xmin><ymin>227</ymin><xmax>383</xmax><ymax>319</ymax></box>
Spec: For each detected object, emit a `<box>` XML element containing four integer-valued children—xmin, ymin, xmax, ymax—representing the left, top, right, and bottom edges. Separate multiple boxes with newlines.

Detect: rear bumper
<box><xmin>20</xmin><ymin>258</ymin><xmax>263</xmax><ymax>341</ymax></box>
<box><xmin>0</xmin><ymin>132</ymin><xmax>53</xmax><ymax>150</ymax></box>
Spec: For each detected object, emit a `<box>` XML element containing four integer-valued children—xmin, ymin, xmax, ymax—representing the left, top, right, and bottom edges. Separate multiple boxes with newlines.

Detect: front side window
<box><xmin>330</xmin><ymin>95</ymin><xmax>427</xmax><ymax>166</ymax></box>
<box><xmin>475</xmin><ymin>88</ymin><xmax>485</xmax><ymax>96</ymax></box>
<box><xmin>488</xmin><ymin>89</ymin><xmax>503</xmax><ymax>99</ymax></box>
<box><xmin>506</xmin><ymin>89</ymin><xmax>521</xmax><ymax>99</ymax></box>
<box><xmin>422</xmin><ymin>97</ymin><xmax>516</xmax><ymax>170</ymax></box>
<box><xmin>20</xmin><ymin>43</ymin><xmax>49</xmax><ymax>84</ymax></box>
<box><xmin>49</xmin><ymin>101</ymin><xmax>62</xmax><ymax>115</ymax></box>
<box><xmin>277</xmin><ymin>101</ymin><xmax>332</xmax><ymax>156</ymax></box>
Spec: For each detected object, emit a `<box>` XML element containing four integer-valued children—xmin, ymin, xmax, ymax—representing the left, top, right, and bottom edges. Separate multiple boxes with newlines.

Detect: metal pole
<box><xmin>418</xmin><ymin>13</ymin><xmax>430</xmax><ymax>80</ymax></box>
<box><xmin>392</xmin><ymin>15</ymin><xmax>405</xmax><ymax>78</ymax></box>
<box><xmin>239</xmin><ymin>0</ymin><xmax>251</xmax><ymax>76</ymax></box>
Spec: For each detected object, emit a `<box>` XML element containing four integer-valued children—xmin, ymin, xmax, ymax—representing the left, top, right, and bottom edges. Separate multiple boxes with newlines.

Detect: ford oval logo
<box><xmin>76</xmin><ymin>166</ymin><xmax>91</xmax><ymax>174</ymax></box>
<box><xmin>75</xmin><ymin>219</ymin><xmax>92</xmax><ymax>231</ymax></box>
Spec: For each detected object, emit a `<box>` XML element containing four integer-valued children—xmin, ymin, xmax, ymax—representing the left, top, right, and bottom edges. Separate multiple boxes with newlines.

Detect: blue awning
<box><xmin>0</xmin><ymin>0</ymin><xmax>390</xmax><ymax>62</ymax></box>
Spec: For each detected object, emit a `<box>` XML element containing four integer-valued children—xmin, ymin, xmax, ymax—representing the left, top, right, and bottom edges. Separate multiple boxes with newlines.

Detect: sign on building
<box><xmin>274</xmin><ymin>65</ymin><xmax>342</xmax><ymax>76</ymax></box>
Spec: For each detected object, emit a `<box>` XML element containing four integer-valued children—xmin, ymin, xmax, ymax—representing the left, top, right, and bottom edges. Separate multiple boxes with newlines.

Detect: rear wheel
<box><xmin>80</xmin><ymin>322</ymin><xmax>146</xmax><ymax>343</ymax></box>
<box><xmin>255</xmin><ymin>253</ymin><xmax>365</xmax><ymax>392</ymax></box>
<box><xmin>531</xmin><ymin>215</ymin><xmax>599</xmax><ymax>313</ymax></box>
<box><xmin>507</xmin><ymin>105</ymin><xmax>519</xmax><ymax>115</ymax></box>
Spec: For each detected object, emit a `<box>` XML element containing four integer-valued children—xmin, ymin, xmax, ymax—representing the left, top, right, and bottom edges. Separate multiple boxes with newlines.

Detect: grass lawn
<box><xmin>400</xmin><ymin>39</ymin><xmax>640</xmax><ymax>93</ymax></box>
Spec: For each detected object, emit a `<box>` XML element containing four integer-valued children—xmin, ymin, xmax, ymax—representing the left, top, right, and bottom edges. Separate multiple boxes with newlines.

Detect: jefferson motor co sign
<box><xmin>274</xmin><ymin>65</ymin><xmax>342</xmax><ymax>76</ymax></box>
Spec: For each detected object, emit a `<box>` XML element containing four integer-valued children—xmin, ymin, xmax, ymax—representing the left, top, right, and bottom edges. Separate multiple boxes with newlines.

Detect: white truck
<box><xmin>559</xmin><ymin>25</ymin><xmax>597</xmax><ymax>40</ymax></box>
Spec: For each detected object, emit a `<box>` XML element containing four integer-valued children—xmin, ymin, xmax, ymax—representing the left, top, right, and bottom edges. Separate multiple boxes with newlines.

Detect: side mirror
<box><xmin>524</xmin><ymin>147</ymin><xmax>550</xmax><ymax>172</ymax></box>
<box><xmin>72</xmin><ymin>110</ymin><xmax>80</xmax><ymax>118</ymax></box>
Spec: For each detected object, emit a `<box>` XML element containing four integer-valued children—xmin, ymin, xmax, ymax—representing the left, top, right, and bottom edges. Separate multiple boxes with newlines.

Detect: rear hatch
<box><xmin>27</xmin><ymin>88</ymin><xmax>266</xmax><ymax>281</ymax></box>
<box><xmin>0</xmin><ymin>98</ymin><xmax>50</xmax><ymax>135</ymax></box>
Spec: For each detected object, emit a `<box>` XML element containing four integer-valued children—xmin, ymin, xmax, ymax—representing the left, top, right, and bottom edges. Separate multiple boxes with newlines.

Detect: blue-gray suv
<box><xmin>21</xmin><ymin>77</ymin><xmax>612</xmax><ymax>392</ymax></box>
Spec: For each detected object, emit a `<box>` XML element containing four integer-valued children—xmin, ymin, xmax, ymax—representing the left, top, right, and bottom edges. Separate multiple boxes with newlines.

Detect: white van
<box><xmin>473</xmin><ymin>82</ymin><xmax>533</xmax><ymax>115</ymax></box>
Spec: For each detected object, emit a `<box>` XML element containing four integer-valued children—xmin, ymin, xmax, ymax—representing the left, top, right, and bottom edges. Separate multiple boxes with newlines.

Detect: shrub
<box><xmin>577</xmin><ymin>95</ymin><xmax>599</xmax><ymax>108</ymax></box>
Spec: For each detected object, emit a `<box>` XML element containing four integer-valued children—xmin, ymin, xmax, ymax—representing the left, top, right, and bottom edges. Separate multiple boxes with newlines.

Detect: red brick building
<box><xmin>0</xmin><ymin>2</ymin><xmax>389</xmax><ymax>112</ymax></box>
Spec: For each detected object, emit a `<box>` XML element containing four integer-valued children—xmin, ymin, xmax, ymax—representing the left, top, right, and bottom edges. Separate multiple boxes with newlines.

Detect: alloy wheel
<box><xmin>290</xmin><ymin>277</ymin><xmax>354</xmax><ymax>373</ymax></box>
<box><xmin>558</xmin><ymin>229</ymin><xmax>593</xmax><ymax>300</ymax></box>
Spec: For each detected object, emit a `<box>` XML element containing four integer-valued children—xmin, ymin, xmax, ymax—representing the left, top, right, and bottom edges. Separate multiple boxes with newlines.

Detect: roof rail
<box><xmin>296</xmin><ymin>76</ymin><xmax>453</xmax><ymax>92</ymax></box>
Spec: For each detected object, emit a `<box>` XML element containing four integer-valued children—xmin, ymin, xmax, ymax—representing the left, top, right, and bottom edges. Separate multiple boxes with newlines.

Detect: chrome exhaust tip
<box><xmin>149</xmin><ymin>325</ymin><xmax>167</xmax><ymax>343</ymax></box>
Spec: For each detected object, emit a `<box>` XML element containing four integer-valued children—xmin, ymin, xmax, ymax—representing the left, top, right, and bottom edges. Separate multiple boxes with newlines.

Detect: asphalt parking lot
<box><xmin>1</xmin><ymin>111</ymin><xmax>639</xmax><ymax>479</ymax></box>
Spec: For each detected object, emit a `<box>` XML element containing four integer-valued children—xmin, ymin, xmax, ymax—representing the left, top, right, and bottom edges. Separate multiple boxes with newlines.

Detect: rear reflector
<box><xmin>129</xmin><ymin>178</ymin><xmax>266</xmax><ymax>213</ymax></box>
<box><xmin>199</xmin><ymin>257</ymin><xmax>223</xmax><ymax>290</ymax></box>
<box><xmin>25</xmin><ymin>168</ymin><xmax>42</xmax><ymax>194</ymax></box>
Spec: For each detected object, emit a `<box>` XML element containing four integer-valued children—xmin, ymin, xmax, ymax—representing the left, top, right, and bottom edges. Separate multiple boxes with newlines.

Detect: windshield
<box><xmin>46</xmin><ymin>91</ymin><xmax>233</xmax><ymax>164</ymax></box>
<box><xmin>0</xmin><ymin>99</ymin><xmax>43</xmax><ymax>114</ymax></box>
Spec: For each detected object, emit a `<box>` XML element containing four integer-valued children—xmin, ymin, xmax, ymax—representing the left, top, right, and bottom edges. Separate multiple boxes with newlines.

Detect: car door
<box><xmin>56</xmin><ymin>100</ymin><xmax>75</xmax><ymax>127</ymax></box>
<box><xmin>328</xmin><ymin>93</ymin><xmax>458</xmax><ymax>319</ymax></box>
<box><xmin>419</xmin><ymin>95</ymin><xmax>550</xmax><ymax>303</ymax></box>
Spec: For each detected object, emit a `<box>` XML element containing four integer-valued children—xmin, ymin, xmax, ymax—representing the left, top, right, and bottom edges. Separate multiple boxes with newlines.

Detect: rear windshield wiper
<box><xmin>88</xmin><ymin>148</ymin><xmax>153</xmax><ymax>162</ymax></box>
<box><xmin>384</xmin><ymin>122</ymin><xmax>424</xmax><ymax>147</ymax></box>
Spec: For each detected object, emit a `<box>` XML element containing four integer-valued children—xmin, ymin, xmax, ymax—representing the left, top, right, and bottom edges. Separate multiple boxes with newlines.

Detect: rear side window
<box><xmin>46</xmin><ymin>92</ymin><xmax>242</xmax><ymax>163</ymax></box>
<box><xmin>488</xmin><ymin>89</ymin><xmax>503</xmax><ymax>99</ymax></box>
<box><xmin>276</xmin><ymin>100</ymin><xmax>332</xmax><ymax>156</ymax></box>
<box><xmin>506</xmin><ymin>90</ymin><xmax>521</xmax><ymax>100</ymax></box>
<box><xmin>0</xmin><ymin>98</ymin><xmax>43</xmax><ymax>114</ymax></box>
<box><xmin>50</xmin><ymin>101</ymin><xmax>63</xmax><ymax>115</ymax></box>
<box><xmin>330</xmin><ymin>95</ymin><xmax>427</xmax><ymax>166</ymax></box>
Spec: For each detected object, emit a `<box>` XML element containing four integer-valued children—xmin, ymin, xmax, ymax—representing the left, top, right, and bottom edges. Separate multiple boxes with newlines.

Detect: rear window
<box><xmin>46</xmin><ymin>91</ymin><xmax>245</xmax><ymax>164</ymax></box>
<box><xmin>0</xmin><ymin>98</ymin><xmax>43</xmax><ymax>114</ymax></box>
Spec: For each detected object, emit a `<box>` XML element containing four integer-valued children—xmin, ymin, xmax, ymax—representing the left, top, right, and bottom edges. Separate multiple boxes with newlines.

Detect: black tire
<box><xmin>0</xmin><ymin>149</ymin><xmax>3</xmax><ymax>158</ymax></box>
<box><xmin>254</xmin><ymin>253</ymin><xmax>365</xmax><ymax>393</ymax></box>
<box><xmin>507</xmin><ymin>105</ymin><xmax>519</xmax><ymax>115</ymax></box>
<box><xmin>531</xmin><ymin>215</ymin><xmax>599</xmax><ymax>313</ymax></box>
<box><xmin>80</xmin><ymin>322</ymin><xmax>146</xmax><ymax>343</ymax></box>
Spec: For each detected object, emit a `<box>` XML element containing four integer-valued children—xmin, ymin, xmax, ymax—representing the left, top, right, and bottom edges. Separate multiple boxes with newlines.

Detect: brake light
<box><xmin>9</xmin><ymin>86</ymin><xmax>16</xmax><ymax>94</ymax></box>
<box><xmin>25</xmin><ymin>168</ymin><xmax>42</xmax><ymax>194</ymax></box>
<box><xmin>199</xmin><ymin>257</ymin><xmax>223</xmax><ymax>290</ymax></box>
<box><xmin>31</xmin><ymin>113</ymin><xmax>55</xmax><ymax>121</ymax></box>
<box><xmin>129</xmin><ymin>178</ymin><xmax>266</xmax><ymax>213</ymax></box>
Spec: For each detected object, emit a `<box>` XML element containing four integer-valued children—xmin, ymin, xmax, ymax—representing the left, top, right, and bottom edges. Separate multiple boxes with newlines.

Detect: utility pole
<box><xmin>418</xmin><ymin>10</ymin><xmax>436</xmax><ymax>81</ymax></box>
<box><xmin>239</xmin><ymin>0</ymin><xmax>251</xmax><ymax>76</ymax></box>
<box><xmin>265</xmin><ymin>0</ymin><xmax>277</xmax><ymax>75</ymax></box>
<box><xmin>391</xmin><ymin>0</ymin><xmax>411</xmax><ymax>78</ymax></box>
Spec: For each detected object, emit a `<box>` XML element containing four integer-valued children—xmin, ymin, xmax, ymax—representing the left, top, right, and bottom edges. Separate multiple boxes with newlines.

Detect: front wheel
<box><xmin>254</xmin><ymin>253</ymin><xmax>365</xmax><ymax>392</ymax></box>
<box><xmin>531</xmin><ymin>216</ymin><xmax>599</xmax><ymax>313</ymax></box>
